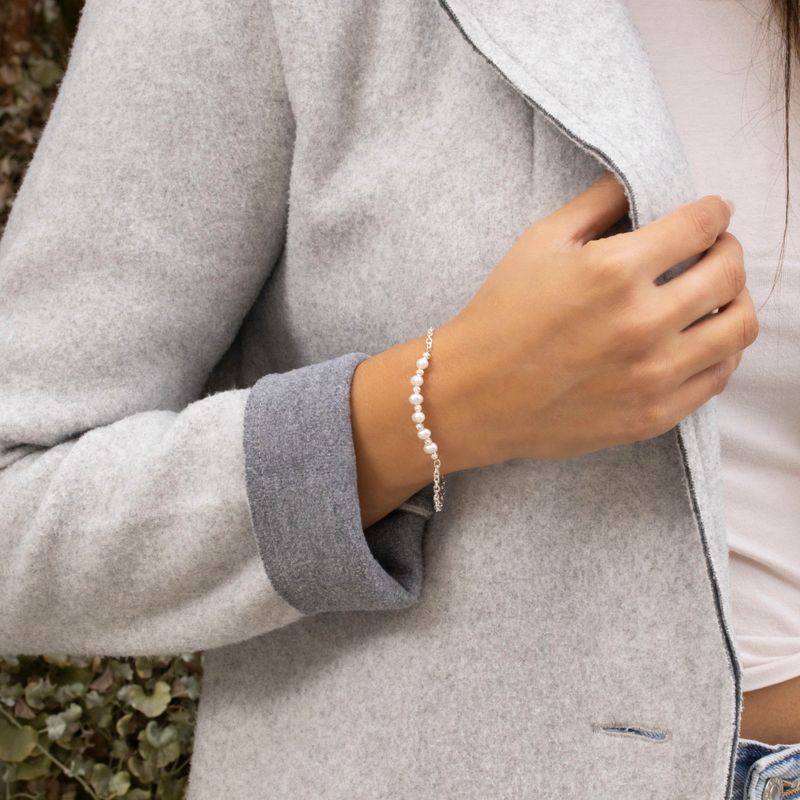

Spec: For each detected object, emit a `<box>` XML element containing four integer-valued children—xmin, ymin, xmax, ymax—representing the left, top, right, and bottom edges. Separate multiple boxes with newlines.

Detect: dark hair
<box><xmin>761</xmin><ymin>0</ymin><xmax>800</xmax><ymax>308</ymax></box>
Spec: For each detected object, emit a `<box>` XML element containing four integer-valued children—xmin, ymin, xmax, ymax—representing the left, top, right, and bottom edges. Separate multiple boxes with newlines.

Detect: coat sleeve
<box><xmin>0</xmin><ymin>0</ymin><xmax>434</xmax><ymax>657</ymax></box>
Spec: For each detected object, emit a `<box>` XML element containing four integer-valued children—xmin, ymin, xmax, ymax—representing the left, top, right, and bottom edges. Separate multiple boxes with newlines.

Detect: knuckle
<box><xmin>719</xmin><ymin>229</ymin><xmax>744</xmax><ymax>259</ymax></box>
<box><xmin>614</xmin><ymin>313</ymin><xmax>657</xmax><ymax>356</ymax></box>
<box><xmin>717</xmin><ymin>245</ymin><xmax>746</xmax><ymax>297</ymax></box>
<box><xmin>687</xmin><ymin>201</ymin><xmax>719</xmax><ymax>249</ymax></box>
<box><xmin>631</xmin><ymin>356</ymin><xmax>671</xmax><ymax>397</ymax></box>
<box><xmin>739</xmin><ymin>308</ymin><xmax>760</xmax><ymax>348</ymax></box>
<box><xmin>586</xmin><ymin>243</ymin><xmax>634</xmax><ymax>286</ymax></box>
<box><xmin>634</xmin><ymin>402</ymin><xmax>670</xmax><ymax>440</ymax></box>
<box><xmin>622</xmin><ymin>375</ymin><xmax>669</xmax><ymax>439</ymax></box>
<box><xmin>710</xmin><ymin>360</ymin><xmax>732</xmax><ymax>395</ymax></box>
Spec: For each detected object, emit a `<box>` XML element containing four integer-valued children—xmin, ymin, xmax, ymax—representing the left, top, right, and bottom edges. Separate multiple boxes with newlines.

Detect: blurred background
<box><xmin>1</xmin><ymin>3</ymin><xmax>203</xmax><ymax>798</ymax></box>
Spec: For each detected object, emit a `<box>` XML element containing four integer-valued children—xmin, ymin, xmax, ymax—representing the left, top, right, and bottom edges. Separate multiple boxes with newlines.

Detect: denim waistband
<box><xmin>734</xmin><ymin>737</ymin><xmax>800</xmax><ymax>800</ymax></box>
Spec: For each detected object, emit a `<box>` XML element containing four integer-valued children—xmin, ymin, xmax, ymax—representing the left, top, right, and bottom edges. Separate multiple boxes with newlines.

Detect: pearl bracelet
<box><xmin>409</xmin><ymin>326</ymin><xmax>446</xmax><ymax>512</ymax></box>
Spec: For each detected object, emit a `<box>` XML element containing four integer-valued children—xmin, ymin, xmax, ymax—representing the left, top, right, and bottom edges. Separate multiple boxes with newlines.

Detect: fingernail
<box><xmin>723</xmin><ymin>197</ymin><xmax>736</xmax><ymax>215</ymax></box>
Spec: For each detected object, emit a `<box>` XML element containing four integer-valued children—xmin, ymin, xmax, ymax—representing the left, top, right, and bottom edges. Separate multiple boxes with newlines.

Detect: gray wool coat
<box><xmin>0</xmin><ymin>0</ymin><xmax>742</xmax><ymax>797</ymax></box>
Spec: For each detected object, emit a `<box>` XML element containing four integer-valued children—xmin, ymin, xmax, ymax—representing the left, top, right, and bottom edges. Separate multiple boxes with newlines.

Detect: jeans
<box><xmin>733</xmin><ymin>737</ymin><xmax>800</xmax><ymax>799</ymax></box>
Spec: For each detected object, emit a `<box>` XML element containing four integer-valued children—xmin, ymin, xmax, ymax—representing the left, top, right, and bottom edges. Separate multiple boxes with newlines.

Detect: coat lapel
<box><xmin>434</xmin><ymin>4</ymin><xmax>742</xmax><ymax>792</ymax></box>
<box><xmin>435</xmin><ymin>0</ymin><xmax>723</xmax><ymax>542</ymax></box>
<box><xmin>435</xmin><ymin>0</ymin><xmax>698</xmax><ymax>230</ymax></box>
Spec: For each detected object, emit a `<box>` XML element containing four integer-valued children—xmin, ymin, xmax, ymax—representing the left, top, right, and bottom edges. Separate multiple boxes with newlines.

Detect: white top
<box><xmin>624</xmin><ymin>0</ymin><xmax>800</xmax><ymax>692</ymax></box>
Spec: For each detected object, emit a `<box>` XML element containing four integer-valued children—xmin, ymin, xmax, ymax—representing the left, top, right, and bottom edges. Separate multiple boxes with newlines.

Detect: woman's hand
<box><xmin>433</xmin><ymin>171</ymin><xmax>758</xmax><ymax>467</ymax></box>
<box><xmin>351</xmin><ymin>171</ymin><xmax>757</xmax><ymax>525</ymax></box>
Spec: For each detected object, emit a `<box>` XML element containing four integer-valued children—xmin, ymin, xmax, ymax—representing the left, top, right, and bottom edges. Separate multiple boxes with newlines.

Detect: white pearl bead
<box><xmin>416</xmin><ymin>357</ymin><xmax>429</xmax><ymax>370</ymax></box>
<box><xmin>417</xmin><ymin>428</ymin><xmax>431</xmax><ymax>440</ymax></box>
<box><xmin>410</xmin><ymin>374</ymin><xmax>423</xmax><ymax>387</ymax></box>
<box><xmin>423</xmin><ymin>442</ymin><xmax>438</xmax><ymax>454</ymax></box>
<box><xmin>411</xmin><ymin>410</ymin><xmax>425</xmax><ymax>423</ymax></box>
<box><xmin>409</xmin><ymin>393</ymin><xmax>423</xmax><ymax>405</ymax></box>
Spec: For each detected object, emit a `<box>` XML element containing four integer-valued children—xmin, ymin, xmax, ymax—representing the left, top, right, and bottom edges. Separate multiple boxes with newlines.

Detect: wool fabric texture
<box><xmin>0</xmin><ymin>0</ymin><xmax>742</xmax><ymax>797</ymax></box>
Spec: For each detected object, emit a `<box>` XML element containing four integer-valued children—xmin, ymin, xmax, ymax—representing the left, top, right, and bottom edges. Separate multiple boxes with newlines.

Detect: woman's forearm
<box><xmin>350</xmin><ymin>322</ymin><xmax>481</xmax><ymax>528</ymax></box>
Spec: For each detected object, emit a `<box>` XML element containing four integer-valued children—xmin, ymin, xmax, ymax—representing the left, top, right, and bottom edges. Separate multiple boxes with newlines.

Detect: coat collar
<box><xmin>435</xmin><ymin>0</ymin><xmax>698</xmax><ymax>230</ymax></box>
<box><xmin>432</xmin><ymin>10</ymin><xmax>741</xmax><ymax>792</ymax></box>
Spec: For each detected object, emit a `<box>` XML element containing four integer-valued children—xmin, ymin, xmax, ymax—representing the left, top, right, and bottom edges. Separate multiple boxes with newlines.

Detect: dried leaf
<box><xmin>13</xmin><ymin>696</ymin><xmax>36</xmax><ymax>719</ymax></box>
<box><xmin>89</xmin><ymin>667</ymin><xmax>115</xmax><ymax>693</ymax></box>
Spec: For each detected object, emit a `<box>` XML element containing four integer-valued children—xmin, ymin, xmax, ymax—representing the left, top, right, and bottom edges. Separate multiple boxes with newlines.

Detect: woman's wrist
<box><xmin>350</xmin><ymin>320</ymin><xmax>487</xmax><ymax>528</ymax></box>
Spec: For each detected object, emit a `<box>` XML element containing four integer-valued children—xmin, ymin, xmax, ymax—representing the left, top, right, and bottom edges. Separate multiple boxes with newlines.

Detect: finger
<box><xmin>601</xmin><ymin>194</ymin><xmax>733</xmax><ymax>283</ymax></box>
<box><xmin>669</xmin><ymin>287</ymin><xmax>758</xmax><ymax>384</ymax></box>
<box><xmin>537</xmin><ymin>171</ymin><xmax>630</xmax><ymax>248</ymax></box>
<box><xmin>657</xmin><ymin>231</ymin><xmax>745</xmax><ymax>331</ymax></box>
<box><xmin>665</xmin><ymin>351</ymin><xmax>742</xmax><ymax>426</ymax></box>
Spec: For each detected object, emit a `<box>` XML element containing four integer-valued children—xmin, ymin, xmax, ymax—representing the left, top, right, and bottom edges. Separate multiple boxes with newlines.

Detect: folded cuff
<box><xmin>242</xmin><ymin>350</ymin><xmax>434</xmax><ymax>615</ymax></box>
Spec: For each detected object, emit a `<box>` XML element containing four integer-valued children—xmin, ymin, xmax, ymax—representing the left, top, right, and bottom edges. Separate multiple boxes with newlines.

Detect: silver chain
<box><xmin>425</xmin><ymin>327</ymin><xmax>446</xmax><ymax>512</ymax></box>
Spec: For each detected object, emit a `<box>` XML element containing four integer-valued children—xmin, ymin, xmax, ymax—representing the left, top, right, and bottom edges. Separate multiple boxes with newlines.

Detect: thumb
<box><xmin>537</xmin><ymin>171</ymin><xmax>631</xmax><ymax>248</ymax></box>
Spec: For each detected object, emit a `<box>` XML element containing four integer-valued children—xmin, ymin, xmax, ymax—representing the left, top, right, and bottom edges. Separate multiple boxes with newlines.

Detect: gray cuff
<box><xmin>242</xmin><ymin>350</ymin><xmax>435</xmax><ymax>615</ymax></box>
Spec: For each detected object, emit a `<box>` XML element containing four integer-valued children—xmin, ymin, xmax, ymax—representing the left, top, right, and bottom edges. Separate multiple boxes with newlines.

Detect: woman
<box><xmin>623</xmin><ymin>0</ymin><xmax>800</xmax><ymax>796</ymax></box>
<box><xmin>0</xmin><ymin>0</ymin><xmax>791</xmax><ymax>797</ymax></box>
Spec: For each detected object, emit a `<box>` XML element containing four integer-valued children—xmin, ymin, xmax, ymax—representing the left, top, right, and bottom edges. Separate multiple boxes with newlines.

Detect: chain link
<box><xmin>432</xmin><ymin>452</ymin><xmax>446</xmax><ymax>512</ymax></box>
<box><xmin>421</xmin><ymin>327</ymin><xmax>445</xmax><ymax>512</ymax></box>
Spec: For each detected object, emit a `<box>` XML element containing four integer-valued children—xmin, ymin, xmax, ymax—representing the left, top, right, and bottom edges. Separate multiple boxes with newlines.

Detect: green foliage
<box><xmin>0</xmin><ymin>654</ymin><xmax>203</xmax><ymax>799</ymax></box>
<box><xmin>1</xmin><ymin>4</ymin><xmax>205</xmax><ymax>797</ymax></box>
<box><xmin>0</xmin><ymin>0</ymin><xmax>81</xmax><ymax>227</ymax></box>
